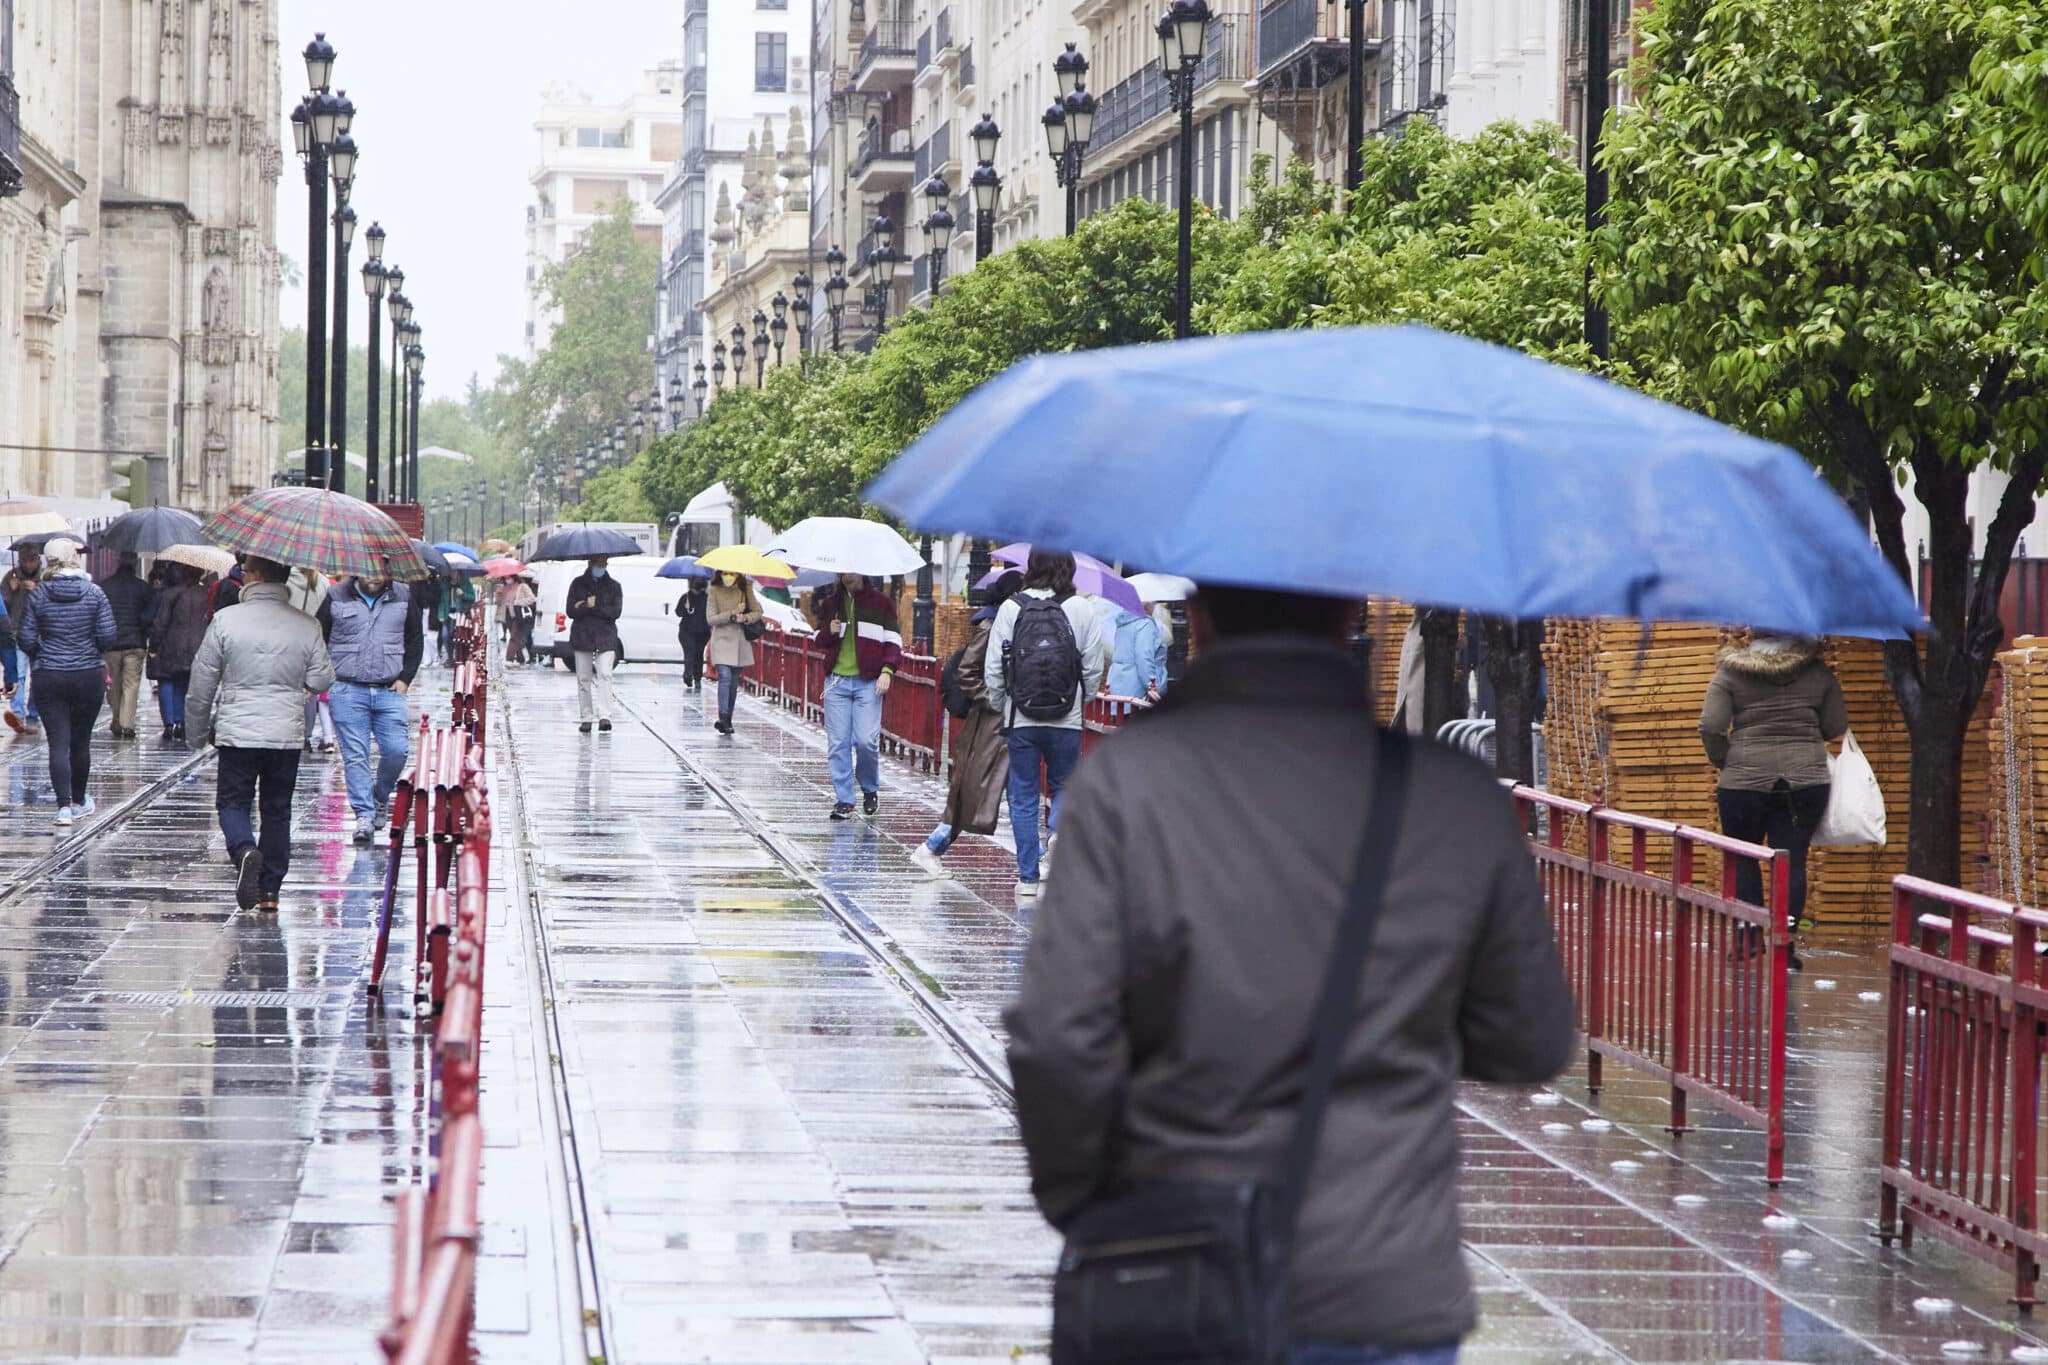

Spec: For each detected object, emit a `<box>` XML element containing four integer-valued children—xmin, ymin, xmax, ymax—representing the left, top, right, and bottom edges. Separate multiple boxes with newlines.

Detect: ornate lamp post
<box><xmin>770</xmin><ymin>290</ymin><xmax>789</xmax><ymax>366</ymax></box>
<box><xmin>712</xmin><ymin>341</ymin><xmax>728</xmax><ymax>391</ymax></box>
<box><xmin>295</xmin><ymin>35</ymin><xmax>339</xmax><ymax>481</ymax></box>
<box><xmin>360</xmin><ymin>223</ymin><xmax>385</xmax><ymax>502</ymax></box>
<box><xmin>1045</xmin><ymin>45</ymin><xmax>1095</xmax><ymax>236</ymax></box>
<box><xmin>692</xmin><ymin>363</ymin><xmax>709</xmax><ymax>415</ymax></box>
<box><xmin>921</xmin><ymin>176</ymin><xmax>955</xmax><ymax>298</ymax></box>
<box><xmin>824</xmin><ymin>246</ymin><xmax>849</xmax><ymax>352</ymax></box>
<box><xmin>632</xmin><ymin>402</ymin><xmax>647</xmax><ymax>454</ymax></box>
<box><xmin>871</xmin><ymin>215</ymin><xmax>898</xmax><ymax>329</ymax></box>
<box><xmin>969</xmin><ymin>113</ymin><xmax>1002</xmax><ymax>261</ymax></box>
<box><xmin>751</xmin><ymin>309</ymin><xmax>770</xmax><ymax>386</ymax></box>
<box><xmin>1157</xmin><ymin>0</ymin><xmax>1213</xmax><ymax>340</ymax></box>
<box><xmin>384</xmin><ymin>267</ymin><xmax>407</xmax><ymax>495</ymax></box>
<box><xmin>729</xmin><ymin>321</ymin><xmax>746</xmax><ymax>379</ymax></box>
<box><xmin>404</xmin><ymin>339</ymin><xmax>424</xmax><ymax>502</ymax></box>
<box><xmin>327</xmin><ymin>125</ymin><xmax>358</xmax><ymax>492</ymax></box>
<box><xmin>790</xmin><ymin>273</ymin><xmax>812</xmax><ymax>354</ymax></box>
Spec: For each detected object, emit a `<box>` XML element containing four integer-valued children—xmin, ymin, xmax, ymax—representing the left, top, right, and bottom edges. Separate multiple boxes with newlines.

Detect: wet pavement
<box><xmin>557</xmin><ymin>665</ymin><xmax>2048</xmax><ymax>1364</ymax></box>
<box><xmin>0</xmin><ymin>692</ymin><xmax>443</xmax><ymax>1361</ymax></box>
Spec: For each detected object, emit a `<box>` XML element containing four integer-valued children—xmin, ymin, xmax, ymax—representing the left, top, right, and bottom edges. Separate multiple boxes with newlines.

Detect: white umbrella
<box><xmin>767</xmin><ymin>516</ymin><xmax>927</xmax><ymax>577</ymax></box>
<box><xmin>1126</xmin><ymin>572</ymin><xmax>1196</xmax><ymax>602</ymax></box>
<box><xmin>0</xmin><ymin>499</ymin><xmax>71</xmax><ymax>538</ymax></box>
<box><xmin>155</xmin><ymin>543</ymin><xmax>237</xmax><ymax>576</ymax></box>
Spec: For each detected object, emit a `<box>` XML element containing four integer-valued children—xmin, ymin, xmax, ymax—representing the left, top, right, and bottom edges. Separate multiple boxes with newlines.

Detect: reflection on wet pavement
<box><xmin>587</xmin><ymin>668</ymin><xmax>2048</xmax><ymax>1364</ymax></box>
<box><xmin>0</xmin><ymin>716</ymin><xmax>435</xmax><ymax>1361</ymax></box>
<box><xmin>500</xmin><ymin>666</ymin><xmax>1055</xmax><ymax>1364</ymax></box>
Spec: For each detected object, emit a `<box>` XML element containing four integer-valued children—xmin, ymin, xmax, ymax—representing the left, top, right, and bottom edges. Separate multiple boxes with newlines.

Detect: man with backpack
<box><xmin>983</xmin><ymin>550</ymin><xmax>1108</xmax><ymax>897</ymax></box>
<box><xmin>809</xmin><ymin>572</ymin><xmax>903</xmax><ymax>819</ymax></box>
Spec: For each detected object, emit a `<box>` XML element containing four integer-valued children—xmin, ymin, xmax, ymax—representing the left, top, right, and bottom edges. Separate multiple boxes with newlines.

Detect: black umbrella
<box><xmin>8</xmin><ymin>533</ymin><xmax>61</xmax><ymax>552</ymax></box>
<box><xmin>91</xmin><ymin>506</ymin><xmax>204</xmax><ymax>555</ymax></box>
<box><xmin>411</xmin><ymin>539</ymin><xmax>451</xmax><ymax>574</ymax></box>
<box><xmin>530</xmin><ymin>526</ymin><xmax>644</xmax><ymax>562</ymax></box>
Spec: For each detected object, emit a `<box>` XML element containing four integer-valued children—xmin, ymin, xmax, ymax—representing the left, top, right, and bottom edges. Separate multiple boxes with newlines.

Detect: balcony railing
<box><xmin>683</xmin><ymin>145</ymin><xmax>707</xmax><ymax>176</ymax></box>
<box><xmin>913</xmin><ymin>121</ymin><xmax>951</xmax><ymax>181</ymax></box>
<box><xmin>858</xmin><ymin>19</ymin><xmax>917</xmax><ymax>79</ymax></box>
<box><xmin>0</xmin><ymin>77</ymin><xmax>18</xmax><ymax>200</ymax></box>
<box><xmin>912</xmin><ymin>253</ymin><xmax>931</xmax><ymax>298</ymax></box>
<box><xmin>685</xmin><ymin>0</ymin><xmax>708</xmax><ymax>18</ymax></box>
<box><xmin>936</xmin><ymin>7</ymin><xmax>953</xmax><ymax>51</ymax></box>
<box><xmin>677</xmin><ymin>228</ymin><xmax>705</xmax><ymax>259</ymax></box>
<box><xmin>684</xmin><ymin>65</ymin><xmax>708</xmax><ymax>97</ymax></box>
<box><xmin>918</xmin><ymin>26</ymin><xmax>933</xmax><ymax>71</ymax></box>
<box><xmin>1090</xmin><ymin>16</ymin><xmax>1248</xmax><ymax>154</ymax></box>
<box><xmin>958</xmin><ymin>42</ymin><xmax>976</xmax><ymax>89</ymax></box>
<box><xmin>1257</xmin><ymin>0</ymin><xmax>1362</xmax><ymax>73</ymax></box>
<box><xmin>856</xmin><ymin>121</ymin><xmax>915</xmax><ymax>175</ymax></box>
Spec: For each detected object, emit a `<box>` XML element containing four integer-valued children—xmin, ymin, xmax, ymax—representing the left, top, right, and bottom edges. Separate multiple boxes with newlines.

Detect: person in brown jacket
<box><xmin>1700</xmin><ymin>635</ymin><xmax>1847</xmax><ymax>966</ymax></box>
<box><xmin>909</xmin><ymin>571</ymin><xmax>1022</xmax><ymax>877</ymax></box>
<box><xmin>1005</xmin><ymin>584</ymin><xmax>1577</xmax><ymax>1359</ymax></box>
<box><xmin>147</xmin><ymin>565</ymin><xmax>210</xmax><ymax>741</ymax></box>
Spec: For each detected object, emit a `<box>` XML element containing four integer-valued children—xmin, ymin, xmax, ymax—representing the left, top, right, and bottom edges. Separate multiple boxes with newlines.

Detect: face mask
<box><xmin>591</xmin><ymin>567</ymin><xmax>608</xmax><ymax>579</ymax></box>
<box><xmin>720</xmin><ymin>573</ymin><xmax>737</xmax><ymax>587</ymax></box>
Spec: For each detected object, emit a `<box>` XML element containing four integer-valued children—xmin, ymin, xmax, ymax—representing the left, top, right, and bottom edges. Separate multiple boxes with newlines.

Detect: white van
<box><xmin>528</xmin><ymin>555</ymin><xmax>684</xmax><ymax>665</ymax></box>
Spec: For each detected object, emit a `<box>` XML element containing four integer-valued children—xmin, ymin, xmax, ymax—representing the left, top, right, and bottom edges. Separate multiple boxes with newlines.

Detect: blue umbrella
<box><xmin>656</xmin><ymin>555</ymin><xmax>714</xmax><ymax>580</ymax></box>
<box><xmin>866</xmin><ymin>326</ymin><xmax>1922</xmax><ymax>637</ymax></box>
<box><xmin>433</xmin><ymin>540</ymin><xmax>481</xmax><ymax>564</ymax></box>
<box><xmin>531</xmin><ymin>525</ymin><xmax>644</xmax><ymax>562</ymax></box>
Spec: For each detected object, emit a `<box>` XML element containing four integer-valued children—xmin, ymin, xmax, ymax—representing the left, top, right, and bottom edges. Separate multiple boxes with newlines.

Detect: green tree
<box><xmin>1600</xmin><ymin>0</ymin><xmax>2048</xmax><ymax>881</ymax></box>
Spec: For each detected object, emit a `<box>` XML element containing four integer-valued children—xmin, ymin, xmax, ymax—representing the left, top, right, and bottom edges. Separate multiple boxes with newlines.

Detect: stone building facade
<box><xmin>0</xmin><ymin>0</ymin><xmax>280</xmax><ymax>512</ymax></box>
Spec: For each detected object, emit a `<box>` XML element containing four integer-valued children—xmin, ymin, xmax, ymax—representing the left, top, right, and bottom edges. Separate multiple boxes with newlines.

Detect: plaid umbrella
<box><xmin>202</xmin><ymin>487</ymin><xmax>428</xmax><ymax>582</ymax></box>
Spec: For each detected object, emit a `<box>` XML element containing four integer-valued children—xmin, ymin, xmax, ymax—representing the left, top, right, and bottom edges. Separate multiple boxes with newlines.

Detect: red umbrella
<box><xmin>483</xmin><ymin>557</ymin><xmax>526</xmax><ymax>579</ymax></box>
<box><xmin>201</xmin><ymin>487</ymin><xmax>429</xmax><ymax>581</ymax></box>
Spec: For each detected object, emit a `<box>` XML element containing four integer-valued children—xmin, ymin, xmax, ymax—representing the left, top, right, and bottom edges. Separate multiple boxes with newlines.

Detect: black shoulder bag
<box><xmin>1050</xmin><ymin>731</ymin><xmax>1413</xmax><ymax>1365</ymax></box>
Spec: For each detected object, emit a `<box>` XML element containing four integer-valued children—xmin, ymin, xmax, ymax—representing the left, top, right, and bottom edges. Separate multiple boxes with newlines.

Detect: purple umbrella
<box><xmin>982</xmin><ymin>544</ymin><xmax>1142</xmax><ymax>614</ymax></box>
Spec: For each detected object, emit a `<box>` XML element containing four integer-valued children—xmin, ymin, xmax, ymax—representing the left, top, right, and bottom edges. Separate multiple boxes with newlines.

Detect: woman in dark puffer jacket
<box><xmin>18</xmin><ymin>540</ymin><xmax>116</xmax><ymax>826</ymax></box>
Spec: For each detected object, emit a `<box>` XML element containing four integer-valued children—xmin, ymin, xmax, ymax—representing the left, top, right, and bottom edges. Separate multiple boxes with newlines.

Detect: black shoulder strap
<box><xmin>1273</xmin><ymin>730</ymin><xmax>1413</xmax><ymax>1241</ymax></box>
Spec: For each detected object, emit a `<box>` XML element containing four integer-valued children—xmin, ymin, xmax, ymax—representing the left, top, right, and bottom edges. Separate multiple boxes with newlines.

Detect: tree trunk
<box><xmin>1483</xmin><ymin>617</ymin><xmax>1545</xmax><ymax>787</ymax></box>
<box><xmin>1902</xmin><ymin>679</ymin><xmax>1970</xmax><ymax>887</ymax></box>
<box><xmin>1418</xmin><ymin>607</ymin><xmax>1463</xmax><ymax>739</ymax></box>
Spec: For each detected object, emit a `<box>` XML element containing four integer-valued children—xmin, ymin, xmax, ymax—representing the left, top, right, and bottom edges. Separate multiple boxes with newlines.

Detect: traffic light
<box><xmin>108</xmin><ymin>456</ymin><xmax>147</xmax><ymax>510</ymax></box>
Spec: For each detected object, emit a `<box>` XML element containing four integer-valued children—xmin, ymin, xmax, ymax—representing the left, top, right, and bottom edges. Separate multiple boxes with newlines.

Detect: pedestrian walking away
<box><xmin>1004</xmin><ymin>584</ymin><xmax>1576</xmax><ymax>1364</ymax></box>
<box><xmin>2</xmin><ymin>541</ymin><xmax>42</xmax><ymax>734</ymax></box>
<box><xmin>185</xmin><ymin>555</ymin><xmax>338</xmax><ymax>911</ymax></box>
<box><xmin>675</xmin><ymin>577</ymin><xmax>712</xmax><ymax>690</ymax></box>
<box><xmin>912</xmin><ymin>570</ymin><xmax>1022</xmax><ymax>876</ymax></box>
<box><xmin>566</xmin><ymin>556</ymin><xmax>623</xmax><ymax>733</ymax></box>
<box><xmin>1105</xmin><ymin>599</ymin><xmax>1169</xmax><ymax>702</ymax></box>
<box><xmin>506</xmin><ymin>575</ymin><xmax>538</xmax><ymax>665</ymax></box>
<box><xmin>809</xmin><ymin>573</ymin><xmax>903</xmax><ymax>819</ymax></box>
<box><xmin>148</xmin><ymin>564</ymin><xmax>209</xmax><ymax>740</ymax></box>
<box><xmin>1699</xmin><ymin>634</ymin><xmax>1847</xmax><ymax>970</ymax></box>
<box><xmin>17</xmin><ymin>540</ymin><xmax>116</xmax><ymax>825</ymax></box>
<box><xmin>98</xmin><ymin>552</ymin><xmax>156</xmax><ymax>739</ymax></box>
<box><xmin>318</xmin><ymin>570</ymin><xmax>423</xmax><ymax>845</ymax></box>
<box><xmin>983</xmin><ymin>550</ymin><xmax>1108</xmax><ymax>893</ymax></box>
<box><xmin>706</xmin><ymin>571</ymin><xmax>763</xmax><ymax>736</ymax></box>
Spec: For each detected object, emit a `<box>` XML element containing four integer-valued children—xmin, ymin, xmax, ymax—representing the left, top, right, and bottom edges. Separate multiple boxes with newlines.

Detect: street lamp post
<box><xmin>361</xmin><ymin>223</ymin><xmax>385</xmax><ymax>502</ymax></box>
<box><xmin>1584</xmin><ymin>0</ymin><xmax>1612</xmax><ymax>361</ymax></box>
<box><xmin>824</xmin><ymin>245</ymin><xmax>848</xmax><ymax>352</ymax></box>
<box><xmin>770</xmin><ymin>291</ymin><xmax>789</xmax><ymax>366</ymax></box>
<box><xmin>712</xmin><ymin>341</ymin><xmax>728</xmax><ymax>392</ymax></box>
<box><xmin>384</xmin><ymin>267</ymin><xmax>406</xmax><ymax>495</ymax></box>
<box><xmin>406</xmin><ymin>341</ymin><xmax>424</xmax><ymax>502</ymax></box>
<box><xmin>872</xmin><ymin>216</ymin><xmax>898</xmax><ymax>329</ymax></box>
<box><xmin>1157</xmin><ymin>0</ymin><xmax>1213</xmax><ymax>340</ymax></box>
<box><xmin>327</xmin><ymin>125</ymin><xmax>357</xmax><ymax>493</ymax></box>
<box><xmin>921</xmin><ymin>176</ymin><xmax>954</xmax><ymax>297</ymax></box>
<box><xmin>969</xmin><ymin>113</ymin><xmax>1002</xmax><ymax>262</ymax></box>
<box><xmin>399</xmin><ymin>317</ymin><xmax>419</xmax><ymax>497</ymax></box>
<box><xmin>751</xmin><ymin>310</ymin><xmax>769</xmax><ymax>386</ymax></box>
<box><xmin>296</xmin><ymin>36</ymin><xmax>338</xmax><ymax>481</ymax></box>
<box><xmin>1045</xmin><ymin>45</ymin><xmax>1095</xmax><ymax>236</ymax></box>
<box><xmin>692</xmin><ymin>364</ymin><xmax>708</xmax><ymax>415</ymax></box>
<box><xmin>791</xmin><ymin>274</ymin><xmax>812</xmax><ymax>355</ymax></box>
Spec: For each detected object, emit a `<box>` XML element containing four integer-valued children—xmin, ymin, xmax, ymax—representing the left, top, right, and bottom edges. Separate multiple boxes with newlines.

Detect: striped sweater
<box><xmin>810</xmin><ymin>584</ymin><xmax>904</xmax><ymax>680</ymax></box>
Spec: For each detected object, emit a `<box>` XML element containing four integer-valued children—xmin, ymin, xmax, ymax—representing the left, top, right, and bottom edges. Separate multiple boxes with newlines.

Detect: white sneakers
<box><xmin>53</xmin><ymin>806</ymin><xmax>74</xmax><ymax>827</ymax></box>
<box><xmin>76</xmin><ymin>795</ymin><xmax>95</xmax><ymax>818</ymax></box>
<box><xmin>908</xmin><ymin>845</ymin><xmax>946</xmax><ymax>879</ymax></box>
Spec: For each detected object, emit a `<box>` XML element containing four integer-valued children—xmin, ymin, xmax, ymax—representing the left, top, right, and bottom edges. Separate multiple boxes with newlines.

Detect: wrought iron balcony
<box><xmin>1090</xmin><ymin>16</ymin><xmax>1248</xmax><ymax>154</ymax></box>
<box><xmin>0</xmin><ymin>77</ymin><xmax>20</xmax><ymax>200</ymax></box>
<box><xmin>855</xmin><ymin>19</ymin><xmax>917</xmax><ymax>93</ymax></box>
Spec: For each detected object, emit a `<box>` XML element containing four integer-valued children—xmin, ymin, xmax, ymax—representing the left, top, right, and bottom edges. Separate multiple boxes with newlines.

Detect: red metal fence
<box><xmin>380</xmin><ymin>610</ymin><xmax>493</xmax><ymax>1363</ymax></box>
<box><xmin>1880</xmin><ymin>876</ymin><xmax>2048</xmax><ymax>1306</ymax></box>
<box><xmin>1516</xmin><ymin>791</ymin><xmax>1791</xmax><ymax>1184</ymax></box>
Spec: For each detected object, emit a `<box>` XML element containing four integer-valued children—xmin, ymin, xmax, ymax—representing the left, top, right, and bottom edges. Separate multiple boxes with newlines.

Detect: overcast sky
<box><xmin>275</xmin><ymin>0</ymin><xmax>682</xmax><ymax>403</ymax></box>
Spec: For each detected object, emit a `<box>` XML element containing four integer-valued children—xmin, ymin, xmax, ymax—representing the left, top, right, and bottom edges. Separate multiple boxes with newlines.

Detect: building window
<box><xmin>755</xmin><ymin>32</ymin><xmax>788</xmax><ymax>91</ymax></box>
<box><xmin>575</xmin><ymin>125</ymin><xmax>629</xmax><ymax>149</ymax></box>
<box><xmin>758</xmin><ymin>0</ymin><xmax>789</xmax><ymax>8</ymax></box>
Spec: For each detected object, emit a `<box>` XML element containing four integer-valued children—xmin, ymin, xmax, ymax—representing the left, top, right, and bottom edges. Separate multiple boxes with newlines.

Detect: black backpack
<box><xmin>1005</xmin><ymin>595</ymin><xmax>1084</xmax><ymax>723</ymax></box>
<box><xmin>941</xmin><ymin>643</ymin><xmax>975</xmax><ymax>719</ymax></box>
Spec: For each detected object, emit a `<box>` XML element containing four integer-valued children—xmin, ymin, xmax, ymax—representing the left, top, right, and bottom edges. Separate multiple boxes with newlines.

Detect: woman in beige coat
<box><xmin>706</xmin><ymin>571</ymin><xmax>763</xmax><ymax>735</ymax></box>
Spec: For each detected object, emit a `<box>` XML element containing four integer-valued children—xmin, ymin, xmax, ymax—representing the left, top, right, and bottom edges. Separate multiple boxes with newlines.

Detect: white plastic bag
<box><xmin>1814</xmin><ymin>730</ymin><xmax>1885</xmax><ymax>847</ymax></box>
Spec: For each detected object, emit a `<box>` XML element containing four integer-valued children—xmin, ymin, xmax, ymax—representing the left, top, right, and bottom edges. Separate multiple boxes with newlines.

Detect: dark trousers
<box><xmin>681</xmin><ymin>634</ymin><xmax>708</xmax><ymax>687</ymax></box>
<box><xmin>35</xmin><ymin>668</ymin><xmax>105</xmax><ymax>807</ymax></box>
<box><xmin>217</xmin><ymin>747</ymin><xmax>303</xmax><ymax>896</ymax></box>
<box><xmin>1717</xmin><ymin>782</ymin><xmax>1831</xmax><ymax>923</ymax></box>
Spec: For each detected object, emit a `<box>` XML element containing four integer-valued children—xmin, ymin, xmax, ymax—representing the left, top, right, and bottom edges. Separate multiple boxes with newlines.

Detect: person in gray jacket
<box><xmin>1700</xmin><ymin>635</ymin><xmax>1848</xmax><ymax>967</ymax></box>
<box><xmin>187</xmin><ymin>556</ymin><xmax>337</xmax><ymax>911</ymax></box>
<box><xmin>1005</xmin><ymin>584</ymin><xmax>1576</xmax><ymax>1363</ymax></box>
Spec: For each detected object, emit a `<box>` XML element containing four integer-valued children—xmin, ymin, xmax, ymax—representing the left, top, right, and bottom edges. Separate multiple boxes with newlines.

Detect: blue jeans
<box><xmin>12</xmin><ymin>649</ymin><xmax>35</xmax><ymax>721</ymax></box>
<box><xmin>329</xmin><ymin>681</ymin><xmax>411</xmax><ymax>823</ymax></box>
<box><xmin>716</xmin><ymin>664</ymin><xmax>741</xmax><ymax>723</ymax></box>
<box><xmin>1005</xmin><ymin>727</ymin><xmax>1082</xmax><ymax>882</ymax></box>
<box><xmin>925</xmin><ymin>823</ymin><xmax>956</xmax><ymax>855</ymax></box>
<box><xmin>824</xmin><ymin>675</ymin><xmax>880</xmax><ymax>805</ymax></box>
<box><xmin>1291</xmin><ymin>1347</ymin><xmax>1458</xmax><ymax>1365</ymax></box>
<box><xmin>156</xmin><ymin>673</ymin><xmax>187</xmax><ymax>727</ymax></box>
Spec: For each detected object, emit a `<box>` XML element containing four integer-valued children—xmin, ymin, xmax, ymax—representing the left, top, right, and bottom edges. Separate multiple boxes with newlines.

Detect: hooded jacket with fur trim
<box><xmin>1699</xmin><ymin>638</ymin><xmax>1848</xmax><ymax>791</ymax></box>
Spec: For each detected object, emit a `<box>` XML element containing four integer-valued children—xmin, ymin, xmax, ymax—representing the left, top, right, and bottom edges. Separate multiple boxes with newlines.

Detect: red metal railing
<box><xmin>381</xmin><ymin>609</ymin><xmax>494</xmax><ymax>1363</ymax></box>
<box><xmin>1514</xmin><ymin>789</ymin><xmax>1791</xmax><ymax>1185</ymax></box>
<box><xmin>745</xmin><ymin>625</ymin><xmax>951</xmax><ymax>771</ymax></box>
<box><xmin>1879</xmin><ymin>876</ymin><xmax>2048</xmax><ymax>1306</ymax></box>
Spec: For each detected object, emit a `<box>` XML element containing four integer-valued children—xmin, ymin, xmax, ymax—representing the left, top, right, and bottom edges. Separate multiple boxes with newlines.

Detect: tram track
<box><xmin>0</xmin><ymin>743</ymin><xmax>212</xmax><ymax>907</ymax></box>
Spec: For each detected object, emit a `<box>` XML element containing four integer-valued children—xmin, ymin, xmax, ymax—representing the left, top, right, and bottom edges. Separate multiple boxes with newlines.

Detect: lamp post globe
<box><xmin>970</xmin><ymin>112</ymin><xmax>1002</xmax><ymax>165</ymax></box>
<box><xmin>364</xmin><ymin>220</ymin><xmax>385</xmax><ymax>265</ymax></box>
<box><xmin>971</xmin><ymin>160</ymin><xmax>1002</xmax><ymax>216</ymax></box>
<box><xmin>1067</xmin><ymin>86</ymin><xmax>1098</xmax><ymax>146</ymax></box>
<box><xmin>334</xmin><ymin>203</ymin><xmax>356</xmax><ymax>248</ymax></box>
<box><xmin>303</xmin><ymin>32</ymin><xmax>336</xmax><ymax>91</ymax></box>
<box><xmin>791</xmin><ymin>272</ymin><xmax>813</xmax><ymax>350</ymax></box>
<box><xmin>1053</xmin><ymin>41</ymin><xmax>1089</xmax><ymax>99</ymax></box>
<box><xmin>309</xmin><ymin>90</ymin><xmax>340</xmax><ymax>146</ymax></box>
<box><xmin>327</xmin><ymin>134</ymin><xmax>358</xmax><ymax>186</ymax></box>
<box><xmin>290</xmin><ymin>101</ymin><xmax>310</xmax><ymax>156</ymax></box>
<box><xmin>692</xmin><ymin>364</ymin><xmax>709</xmax><ymax>414</ymax></box>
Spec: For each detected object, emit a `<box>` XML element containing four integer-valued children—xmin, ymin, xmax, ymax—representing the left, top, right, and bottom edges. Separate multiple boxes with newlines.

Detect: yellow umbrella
<box><xmin>696</xmin><ymin>545</ymin><xmax>793</xmax><ymax>579</ymax></box>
